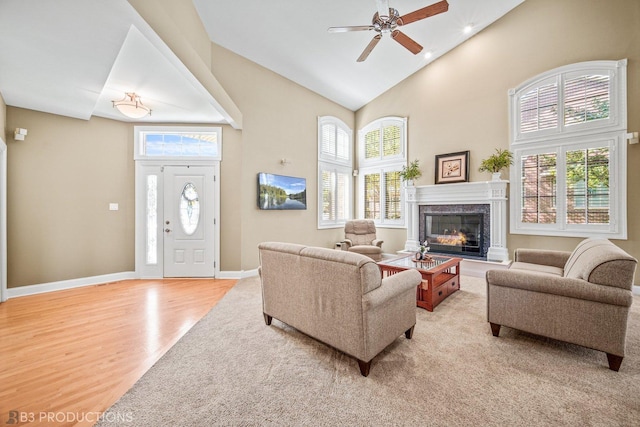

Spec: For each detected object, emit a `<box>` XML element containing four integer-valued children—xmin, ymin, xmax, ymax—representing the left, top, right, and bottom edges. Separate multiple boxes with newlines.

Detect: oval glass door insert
<box><xmin>179</xmin><ymin>182</ymin><xmax>200</xmax><ymax>235</ymax></box>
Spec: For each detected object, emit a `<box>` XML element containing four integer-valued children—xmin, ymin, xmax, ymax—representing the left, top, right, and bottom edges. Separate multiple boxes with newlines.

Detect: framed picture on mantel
<box><xmin>435</xmin><ymin>151</ymin><xmax>470</xmax><ymax>184</ymax></box>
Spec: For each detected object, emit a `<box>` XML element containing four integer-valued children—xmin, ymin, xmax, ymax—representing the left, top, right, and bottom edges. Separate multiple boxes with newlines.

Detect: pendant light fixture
<box><xmin>112</xmin><ymin>92</ymin><xmax>151</xmax><ymax>119</ymax></box>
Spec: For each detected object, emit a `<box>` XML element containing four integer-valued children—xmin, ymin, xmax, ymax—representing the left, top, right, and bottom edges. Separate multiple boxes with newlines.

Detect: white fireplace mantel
<box><xmin>405</xmin><ymin>180</ymin><xmax>509</xmax><ymax>262</ymax></box>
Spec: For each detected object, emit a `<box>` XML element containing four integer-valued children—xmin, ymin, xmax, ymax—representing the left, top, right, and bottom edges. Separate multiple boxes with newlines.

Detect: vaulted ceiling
<box><xmin>0</xmin><ymin>0</ymin><xmax>524</xmax><ymax>124</ymax></box>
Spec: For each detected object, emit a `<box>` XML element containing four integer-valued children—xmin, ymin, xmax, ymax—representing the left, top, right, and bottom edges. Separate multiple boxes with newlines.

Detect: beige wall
<box><xmin>210</xmin><ymin>43</ymin><xmax>355</xmax><ymax>271</ymax></box>
<box><xmin>356</xmin><ymin>0</ymin><xmax>640</xmax><ymax>276</ymax></box>
<box><xmin>6</xmin><ymin>108</ymin><xmax>135</xmax><ymax>287</ymax></box>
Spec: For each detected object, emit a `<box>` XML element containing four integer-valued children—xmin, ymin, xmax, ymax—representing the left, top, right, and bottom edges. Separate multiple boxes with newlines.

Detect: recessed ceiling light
<box><xmin>424</xmin><ymin>51</ymin><xmax>433</xmax><ymax>59</ymax></box>
<box><xmin>463</xmin><ymin>24</ymin><xmax>473</xmax><ymax>34</ymax></box>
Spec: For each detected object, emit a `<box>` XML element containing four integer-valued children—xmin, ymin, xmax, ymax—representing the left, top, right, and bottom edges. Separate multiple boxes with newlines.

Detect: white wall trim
<box><xmin>218</xmin><ymin>268</ymin><xmax>259</xmax><ymax>279</ymax></box>
<box><xmin>6</xmin><ymin>268</ymin><xmax>263</xmax><ymax>299</ymax></box>
<box><xmin>7</xmin><ymin>272</ymin><xmax>137</xmax><ymax>299</ymax></box>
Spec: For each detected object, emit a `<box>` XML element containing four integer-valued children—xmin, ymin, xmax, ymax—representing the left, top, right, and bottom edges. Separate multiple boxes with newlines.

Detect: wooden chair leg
<box><xmin>489</xmin><ymin>322</ymin><xmax>501</xmax><ymax>337</ymax></box>
<box><xmin>357</xmin><ymin>359</ymin><xmax>372</xmax><ymax>377</ymax></box>
<box><xmin>405</xmin><ymin>325</ymin><xmax>415</xmax><ymax>339</ymax></box>
<box><xmin>606</xmin><ymin>353</ymin><xmax>623</xmax><ymax>371</ymax></box>
<box><xmin>263</xmin><ymin>313</ymin><xmax>272</xmax><ymax>325</ymax></box>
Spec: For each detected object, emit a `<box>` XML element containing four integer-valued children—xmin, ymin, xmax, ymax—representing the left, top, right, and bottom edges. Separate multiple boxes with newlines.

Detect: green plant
<box><xmin>400</xmin><ymin>159</ymin><xmax>422</xmax><ymax>182</ymax></box>
<box><xmin>478</xmin><ymin>149</ymin><xmax>514</xmax><ymax>174</ymax></box>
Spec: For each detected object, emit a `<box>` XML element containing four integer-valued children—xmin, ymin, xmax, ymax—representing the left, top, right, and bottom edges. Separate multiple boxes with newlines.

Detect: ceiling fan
<box><xmin>328</xmin><ymin>0</ymin><xmax>449</xmax><ymax>62</ymax></box>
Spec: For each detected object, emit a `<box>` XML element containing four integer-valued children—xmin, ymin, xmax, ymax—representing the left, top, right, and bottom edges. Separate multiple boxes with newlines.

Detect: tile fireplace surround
<box><xmin>405</xmin><ymin>180</ymin><xmax>509</xmax><ymax>262</ymax></box>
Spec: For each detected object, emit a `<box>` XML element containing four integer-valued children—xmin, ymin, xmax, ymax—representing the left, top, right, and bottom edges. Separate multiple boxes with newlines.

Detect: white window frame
<box><xmin>134</xmin><ymin>126</ymin><xmax>222</xmax><ymax>161</ymax></box>
<box><xmin>509</xmin><ymin>59</ymin><xmax>627</xmax><ymax>239</ymax></box>
<box><xmin>317</xmin><ymin>116</ymin><xmax>353</xmax><ymax>229</ymax></box>
<box><xmin>358</xmin><ymin>117</ymin><xmax>407</xmax><ymax>228</ymax></box>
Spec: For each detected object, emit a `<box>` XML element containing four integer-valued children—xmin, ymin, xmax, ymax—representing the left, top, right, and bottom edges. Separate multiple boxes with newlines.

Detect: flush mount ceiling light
<box><xmin>112</xmin><ymin>92</ymin><xmax>151</xmax><ymax>119</ymax></box>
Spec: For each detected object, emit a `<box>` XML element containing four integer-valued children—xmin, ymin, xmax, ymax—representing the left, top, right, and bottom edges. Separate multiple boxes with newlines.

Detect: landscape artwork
<box><xmin>258</xmin><ymin>173</ymin><xmax>307</xmax><ymax>210</ymax></box>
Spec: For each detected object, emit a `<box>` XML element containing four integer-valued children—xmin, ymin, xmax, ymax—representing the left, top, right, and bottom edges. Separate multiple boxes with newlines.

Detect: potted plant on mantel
<box><xmin>400</xmin><ymin>159</ymin><xmax>422</xmax><ymax>186</ymax></box>
<box><xmin>478</xmin><ymin>148</ymin><xmax>514</xmax><ymax>181</ymax></box>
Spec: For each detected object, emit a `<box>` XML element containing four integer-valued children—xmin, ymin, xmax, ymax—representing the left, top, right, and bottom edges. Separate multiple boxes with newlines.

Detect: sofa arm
<box><xmin>372</xmin><ymin>239</ymin><xmax>384</xmax><ymax>248</ymax></box>
<box><xmin>487</xmin><ymin>269</ymin><xmax>632</xmax><ymax>307</ymax></box>
<box><xmin>514</xmin><ymin>248</ymin><xmax>572</xmax><ymax>268</ymax></box>
<box><xmin>363</xmin><ymin>269</ymin><xmax>422</xmax><ymax>310</ymax></box>
<box><xmin>342</xmin><ymin>239</ymin><xmax>353</xmax><ymax>249</ymax></box>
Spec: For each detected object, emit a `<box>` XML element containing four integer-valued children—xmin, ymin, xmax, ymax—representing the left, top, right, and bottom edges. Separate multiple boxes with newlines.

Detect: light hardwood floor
<box><xmin>0</xmin><ymin>278</ymin><xmax>237</xmax><ymax>427</ymax></box>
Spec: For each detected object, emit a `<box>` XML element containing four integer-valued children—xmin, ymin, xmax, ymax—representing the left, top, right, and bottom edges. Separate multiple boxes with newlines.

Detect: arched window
<box><xmin>358</xmin><ymin>117</ymin><xmax>407</xmax><ymax>227</ymax></box>
<box><xmin>509</xmin><ymin>60</ymin><xmax>628</xmax><ymax>238</ymax></box>
<box><xmin>318</xmin><ymin>116</ymin><xmax>353</xmax><ymax>228</ymax></box>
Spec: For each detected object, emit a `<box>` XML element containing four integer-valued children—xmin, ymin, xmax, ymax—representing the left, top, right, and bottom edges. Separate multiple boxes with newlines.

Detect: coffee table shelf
<box><xmin>378</xmin><ymin>255</ymin><xmax>462</xmax><ymax>311</ymax></box>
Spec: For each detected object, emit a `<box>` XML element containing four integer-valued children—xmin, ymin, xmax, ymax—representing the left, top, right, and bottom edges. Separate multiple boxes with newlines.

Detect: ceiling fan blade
<box><xmin>328</xmin><ymin>25</ymin><xmax>375</xmax><ymax>33</ymax></box>
<box><xmin>375</xmin><ymin>0</ymin><xmax>390</xmax><ymax>18</ymax></box>
<box><xmin>391</xmin><ymin>30</ymin><xmax>423</xmax><ymax>55</ymax></box>
<box><xmin>399</xmin><ymin>0</ymin><xmax>449</xmax><ymax>26</ymax></box>
<box><xmin>357</xmin><ymin>34</ymin><xmax>382</xmax><ymax>62</ymax></box>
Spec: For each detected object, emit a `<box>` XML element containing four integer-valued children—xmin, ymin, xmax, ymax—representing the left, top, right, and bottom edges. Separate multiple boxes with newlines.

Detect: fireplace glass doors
<box><xmin>424</xmin><ymin>213</ymin><xmax>484</xmax><ymax>257</ymax></box>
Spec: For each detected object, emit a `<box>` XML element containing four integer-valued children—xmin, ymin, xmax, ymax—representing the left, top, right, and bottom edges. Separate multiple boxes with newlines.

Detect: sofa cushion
<box><xmin>510</xmin><ymin>261</ymin><xmax>563</xmax><ymax>277</ymax></box>
<box><xmin>563</xmin><ymin>238</ymin><xmax>637</xmax><ymax>290</ymax></box>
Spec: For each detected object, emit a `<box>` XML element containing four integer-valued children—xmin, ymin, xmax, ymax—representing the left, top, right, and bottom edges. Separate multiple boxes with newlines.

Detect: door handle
<box><xmin>165</xmin><ymin>228</ymin><xmax>172</xmax><ymax>233</ymax></box>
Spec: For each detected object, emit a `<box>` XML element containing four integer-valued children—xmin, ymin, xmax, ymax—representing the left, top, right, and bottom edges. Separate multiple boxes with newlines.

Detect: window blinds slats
<box><xmin>520</xmin><ymin>153</ymin><xmax>557</xmax><ymax>224</ymax></box>
<box><xmin>364</xmin><ymin>173</ymin><xmax>381</xmax><ymax>220</ymax></box>
<box><xmin>564</xmin><ymin>75</ymin><xmax>610</xmax><ymax>126</ymax></box>
<box><xmin>384</xmin><ymin>171</ymin><xmax>401</xmax><ymax>220</ymax></box>
<box><xmin>520</xmin><ymin>83</ymin><xmax>558</xmax><ymax>133</ymax></box>
<box><xmin>565</xmin><ymin>147</ymin><xmax>609</xmax><ymax>225</ymax></box>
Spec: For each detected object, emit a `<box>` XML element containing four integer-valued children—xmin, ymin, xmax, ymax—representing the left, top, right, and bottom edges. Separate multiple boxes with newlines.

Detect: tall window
<box><xmin>509</xmin><ymin>60</ymin><xmax>627</xmax><ymax>239</ymax></box>
<box><xmin>318</xmin><ymin>117</ymin><xmax>352</xmax><ymax>228</ymax></box>
<box><xmin>358</xmin><ymin>117</ymin><xmax>407</xmax><ymax>227</ymax></box>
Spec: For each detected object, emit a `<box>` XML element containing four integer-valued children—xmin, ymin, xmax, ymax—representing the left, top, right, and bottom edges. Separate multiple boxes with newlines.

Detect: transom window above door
<box><xmin>135</xmin><ymin>126</ymin><xmax>222</xmax><ymax>160</ymax></box>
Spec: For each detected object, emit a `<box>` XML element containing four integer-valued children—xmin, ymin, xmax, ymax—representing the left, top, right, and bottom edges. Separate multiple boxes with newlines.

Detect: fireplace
<box><xmin>419</xmin><ymin>204</ymin><xmax>491</xmax><ymax>259</ymax></box>
<box><xmin>405</xmin><ymin>180</ymin><xmax>509</xmax><ymax>262</ymax></box>
<box><xmin>424</xmin><ymin>213</ymin><xmax>484</xmax><ymax>257</ymax></box>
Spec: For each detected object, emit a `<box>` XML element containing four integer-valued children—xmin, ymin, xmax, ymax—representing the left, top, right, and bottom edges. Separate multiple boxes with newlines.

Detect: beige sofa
<box><xmin>486</xmin><ymin>238</ymin><xmax>637</xmax><ymax>371</ymax></box>
<box><xmin>258</xmin><ymin>242</ymin><xmax>422</xmax><ymax>376</ymax></box>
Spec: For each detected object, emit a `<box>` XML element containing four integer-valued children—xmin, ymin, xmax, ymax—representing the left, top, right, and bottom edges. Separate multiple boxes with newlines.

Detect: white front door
<box><xmin>163</xmin><ymin>166</ymin><xmax>215</xmax><ymax>277</ymax></box>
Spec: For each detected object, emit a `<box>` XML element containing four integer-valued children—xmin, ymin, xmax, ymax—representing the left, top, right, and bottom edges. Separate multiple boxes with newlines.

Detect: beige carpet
<box><xmin>98</xmin><ymin>276</ymin><xmax>640</xmax><ymax>426</ymax></box>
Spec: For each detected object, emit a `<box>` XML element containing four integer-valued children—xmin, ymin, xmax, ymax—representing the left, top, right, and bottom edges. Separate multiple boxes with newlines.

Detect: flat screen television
<box><xmin>257</xmin><ymin>173</ymin><xmax>307</xmax><ymax>210</ymax></box>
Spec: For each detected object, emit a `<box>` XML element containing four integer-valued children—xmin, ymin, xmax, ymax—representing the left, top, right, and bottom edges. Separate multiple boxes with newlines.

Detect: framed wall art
<box><xmin>435</xmin><ymin>151</ymin><xmax>470</xmax><ymax>184</ymax></box>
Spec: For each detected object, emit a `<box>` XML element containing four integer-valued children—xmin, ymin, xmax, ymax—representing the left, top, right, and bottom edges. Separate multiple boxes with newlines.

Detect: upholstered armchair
<box><xmin>486</xmin><ymin>238</ymin><xmax>637</xmax><ymax>371</ymax></box>
<box><xmin>342</xmin><ymin>220</ymin><xmax>383</xmax><ymax>261</ymax></box>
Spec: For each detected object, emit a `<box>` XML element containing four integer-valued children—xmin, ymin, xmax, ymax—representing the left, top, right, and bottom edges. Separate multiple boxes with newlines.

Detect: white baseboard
<box><xmin>218</xmin><ymin>269</ymin><xmax>259</xmax><ymax>279</ymax></box>
<box><xmin>461</xmin><ymin>258</ymin><xmax>512</xmax><ymax>278</ymax></box>
<box><xmin>7</xmin><ymin>271</ymin><xmax>137</xmax><ymax>299</ymax></box>
<box><xmin>6</xmin><ymin>269</ymin><xmax>259</xmax><ymax>300</ymax></box>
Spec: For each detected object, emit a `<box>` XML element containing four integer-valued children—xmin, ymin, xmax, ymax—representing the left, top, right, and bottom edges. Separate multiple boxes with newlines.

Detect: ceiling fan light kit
<box><xmin>328</xmin><ymin>0</ymin><xmax>449</xmax><ymax>62</ymax></box>
<box><xmin>112</xmin><ymin>92</ymin><xmax>152</xmax><ymax>119</ymax></box>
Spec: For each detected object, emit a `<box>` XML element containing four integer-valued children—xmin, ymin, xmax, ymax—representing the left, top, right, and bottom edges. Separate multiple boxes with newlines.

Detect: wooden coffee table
<box><xmin>378</xmin><ymin>254</ymin><xmax>462</xmax><ymax>311</ymax></box>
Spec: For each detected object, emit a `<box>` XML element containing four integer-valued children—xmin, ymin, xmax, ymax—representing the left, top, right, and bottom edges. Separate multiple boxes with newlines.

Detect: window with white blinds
<box><xmin>318</xmin><ymin>117</ymin><xmax>353</xmax><ymax>228</ymax></box>
<box><xmin>359</xmin><ymin>117</ymin><xmax>406</xmax><ymax>165</ymax></box>
<box><xmin>509</xmin><ymin>60</ymin><xmax>627</xmax><ymax>239</ymax></box>
<box><xmin>358</xmin><ymin>117</ymin><xmax>407</xmax><ymax>227</ymax></box>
